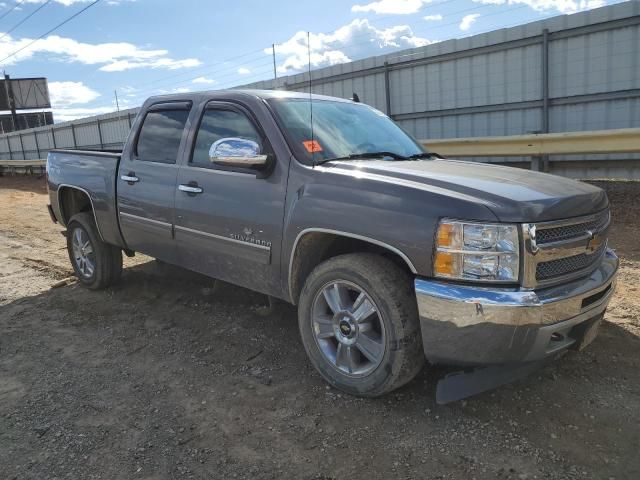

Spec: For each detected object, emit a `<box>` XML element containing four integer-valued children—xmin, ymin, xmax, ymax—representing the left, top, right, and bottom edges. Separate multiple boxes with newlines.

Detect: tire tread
<box><xmin>298</xmin><ymin>253</ymin><xmax>425</xmax><ymax>397</ymax></box>
<box><xmin>67</xmin><ymin>212</ymin><xmax>122</xmax><ymax>290</ymax></box>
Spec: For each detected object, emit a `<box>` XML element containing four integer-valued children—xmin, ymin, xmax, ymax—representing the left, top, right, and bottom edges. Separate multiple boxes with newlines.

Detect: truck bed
<box><xmin>47</xmin><ymin>149</ymin><xmax>125</xmax><ymax>248</ymax></box>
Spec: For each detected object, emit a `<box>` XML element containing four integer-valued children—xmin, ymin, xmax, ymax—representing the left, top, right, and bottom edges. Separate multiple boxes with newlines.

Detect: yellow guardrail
<box><xmin>1</xmin><ymin>127</ymin><xmax>640</xmax><ymax>172</ymax></box>
<box><xmin>421</xmin><ymin>128</ymin><xmax>640</xmax><ymax>157</ymax></box>
<box><xmin>0</xmin><ymin>159</ymin><xmax>46</xmax><ymax>174</ymax></box>
<box><xmin>0</xmin><ymin>159</ymin><xmax>46</xmax><ymax>166</ymax></box>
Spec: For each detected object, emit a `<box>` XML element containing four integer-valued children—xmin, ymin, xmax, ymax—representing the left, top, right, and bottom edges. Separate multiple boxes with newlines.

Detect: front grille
<box><xmin>536</xmin><ymin>209</ymin><xmax>609</xmax><ymax>244</ymax></box>
<box><xmin>536</xmin><ymin>243</ymin><xmax>606</xmax><ymax>281</ymax></box>
<box><xmin>525</xmin><ymin>209</ymin><xmax>611</xmax><ymax>288</ymax></box>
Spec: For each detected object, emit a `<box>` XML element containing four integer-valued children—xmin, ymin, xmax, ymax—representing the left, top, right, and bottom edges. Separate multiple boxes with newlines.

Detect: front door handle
<box><xmin>178</xmin><ymin>183</ymin><xmax>203</xmax><ymax>194</ymax></box>
<box><xmin>121</xmin><ymin>173</ymin><xmax>139</xmax><ymax>184</ymax></box>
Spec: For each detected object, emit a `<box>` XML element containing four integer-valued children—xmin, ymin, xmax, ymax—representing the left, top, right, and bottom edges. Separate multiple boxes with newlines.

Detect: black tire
<box><xmin>66</xmin><ymin>212</ymin><xmax>122</xmax><ymax>290</ymax></box>
<box><xmin>298</xmin><ymin>253</ymin><xmax>425</xmax><ymax>397</ymax></box>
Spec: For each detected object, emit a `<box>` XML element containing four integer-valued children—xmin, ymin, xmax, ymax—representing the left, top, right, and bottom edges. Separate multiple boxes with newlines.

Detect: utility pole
<box><xmin>3</xmin><ymin>73</ymin><xmax>18</xmax><ymax>132</ymax></box>
<box><xmin>272</xmin><ymin>44</ymin><xmax>277</xmax><ymax>85</ymax></box>
<box><xmin>114</xmin><ymin>89</ymin><xmax>120</xmax><ymax>112</ymax></box>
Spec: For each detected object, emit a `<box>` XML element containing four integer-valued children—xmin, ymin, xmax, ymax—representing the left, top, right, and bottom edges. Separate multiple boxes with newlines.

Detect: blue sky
<box><xmin>0</xmin><ymin>0</ymin><xmax>612</xmax><ymax>122</ymax></box>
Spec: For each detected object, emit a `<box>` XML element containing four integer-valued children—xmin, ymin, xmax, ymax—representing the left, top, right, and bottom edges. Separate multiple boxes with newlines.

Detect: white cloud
<box><xmin>271</xmin><ymin>19</ymin><xmax>431</xmax><ymax>73</ymax></box>
<box><xmin>351</xmin><ymin>0</ymin><xmax>430</xmax><ymax>14</ymax></box>
<box><xmin>100</xmin><ymin>57</ymin><xmax>200</xmax><ymax>72</ymax></box>
<box><xmin>0</xmin><ymin>34</ymin><xmax>201</xmax><ymax>71</ymax></box>
<box><xmin>192</xmin><ymin>76</ymin><xmax>216</xmax><ymax>84</ymax></box>
<box><xmin>423</xmin><ymin>14</ymin><xmax>443</xmax><ymax>21</ymax></box>
<box><xmin>47</xmin><ymin>81</ymin><xmax>107</xmax><ymax>123</ymax></box>
<box><xmin>49</xmin><ymin>81</ymin><xmax>100</xmax><ymax>107</ymax></box>
<box><xmin>53</xmin><ymin>106</ymin><xmax>116</xmax><ymax>123</ymax></box>
<box><xmin>471</xmin><ymin>0</ymin><xmax>606</xmax><ymax>14</ymax></box>
<box><xmin>237</xmin><ymin>67</ymin><xmax>251</xmax><ymax>74</ymax></box>
<box><xmin>118</xmin><ymin>85</ymin><xmax>137</xmax><ymax>95</ymax></box>
<box><xmin>459</xmin><ymin>13</ymin><xmax>480</xmax><ymax>31</ymax></box>
<box><xmin>156</xmin><ymin>86</ymin><xmax>193</xmax><ymax>95</ymax></box>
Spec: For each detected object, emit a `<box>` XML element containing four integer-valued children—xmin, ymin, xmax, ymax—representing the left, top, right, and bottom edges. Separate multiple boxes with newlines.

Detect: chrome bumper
<box><xmin>415</xmin><ymin>249</ymin><xmax>619</xmax><ymax>366</ymax></box>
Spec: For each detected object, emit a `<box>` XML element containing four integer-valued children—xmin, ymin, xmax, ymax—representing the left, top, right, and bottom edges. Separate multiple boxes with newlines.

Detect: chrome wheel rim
<box><xmin>71</xmin><ymin>228</ymin><xmax>95</xmax><ymax>279</ymax></box>
<box><xmin>311</xmin><ymin>280</ymin><xmax>386</xmax><ymax>377</ymax></box>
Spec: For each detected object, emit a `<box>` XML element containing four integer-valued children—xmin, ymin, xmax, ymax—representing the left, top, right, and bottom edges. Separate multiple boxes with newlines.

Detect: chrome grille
<box><xmin>536</xmin><ymin>243</ymin><xmax>606</xmax><ymax>281</ymax></box>
<box><xmin>536</xmin><ymin>209</ymin><xmax>610</xmax><ymax>244</ymax></box>
<box><xmin>523</xmin><ymin>208</ymin><xmax>611</xmax><ymax>288</ymax></box>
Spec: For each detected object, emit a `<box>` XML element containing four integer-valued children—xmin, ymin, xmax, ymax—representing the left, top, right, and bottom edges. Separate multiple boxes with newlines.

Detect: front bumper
<box><xmin>415</xmin><ymin>249</ymin><xmax>619</xmax><ymax>366</ymax></box>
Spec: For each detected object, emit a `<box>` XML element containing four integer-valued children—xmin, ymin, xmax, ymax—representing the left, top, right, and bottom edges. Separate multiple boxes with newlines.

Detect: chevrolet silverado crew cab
<box><xmin>46</xmin><ymin>90</ymin><xmax>618</xmax><ymax>402</ymax></box>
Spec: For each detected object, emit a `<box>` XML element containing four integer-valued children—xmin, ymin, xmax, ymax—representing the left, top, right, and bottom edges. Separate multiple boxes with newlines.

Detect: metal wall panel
<box><xmin>1</xmin><ymin>4</ymin><xmax>639</xmax><ymax>180</ymax></box>
<box><xmin>549</xmin><ymin>24</ymin><xmax>640</xmax><ymax>98</ymax></box>
<box><xmin>402</xmin><ymin>107</ymin><xmax>543</xmax><ymax>140</ymax></box>
<box><xmin>53</xmin><ymin>127</ymin><xmax>75</xmax><ymax>149</ymax></box>
<box><xmin>36</xmin><ymin>130</ymin><xmax>55</xmax><ymax>151</ymax></box>
<box><xmin>0</xmin><ymin>107</ymin><xmax>138</xmax><ymax>159</ymax></box>
<box><xmin>74</xmin><ymin>123</ymin><xmax>101</xmax><ymax>149</ymax></box>
<box><xmin>21</xmin><ymin>134</ymin><xmax>37</xmax><ymax>153</ymax></box>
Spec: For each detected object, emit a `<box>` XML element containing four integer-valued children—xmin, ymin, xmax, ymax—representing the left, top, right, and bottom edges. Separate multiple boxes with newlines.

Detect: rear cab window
<box><xmin>135</xmin><ymin>105</ymin><xmax>191</xmax><ymax>164</ymax></box>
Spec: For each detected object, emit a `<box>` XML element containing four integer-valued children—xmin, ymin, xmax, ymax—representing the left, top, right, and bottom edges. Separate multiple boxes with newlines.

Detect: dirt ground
<box><xmin>0</xmin><ymin>175</ymin><xmax>638</xmax><ymax>480</ymax></box>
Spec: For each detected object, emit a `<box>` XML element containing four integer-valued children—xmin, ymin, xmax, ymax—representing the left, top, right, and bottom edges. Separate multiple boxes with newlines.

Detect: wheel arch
<box><xmin>288</xmin><ymin>228</ymin><xmax>417</xmax><ymax>304</ymax></box>
<box><xmin>57</xmin><ymin>185</ymin><xmax>104</xmax><ymax>241</ymax></box>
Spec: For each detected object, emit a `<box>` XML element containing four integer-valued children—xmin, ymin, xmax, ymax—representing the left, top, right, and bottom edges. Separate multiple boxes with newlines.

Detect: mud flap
<box><xmin>435</xmin><ymin>361</ymin><xmax>547</xmax><ymax>405</ymax></box>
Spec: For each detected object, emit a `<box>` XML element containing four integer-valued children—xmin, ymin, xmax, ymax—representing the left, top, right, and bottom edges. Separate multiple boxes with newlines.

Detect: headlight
<box><xmin>434</xmin><ymin>220</ymin><xmax>520</xmax><ymax>282</ymax></box>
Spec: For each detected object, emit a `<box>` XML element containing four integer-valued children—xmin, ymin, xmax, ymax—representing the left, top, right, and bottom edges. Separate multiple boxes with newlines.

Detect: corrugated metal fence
<box><xmin>243</xmin><ymin>1</ymin><xmax>640</xmax><ymax>176</ymax></box>
<box><xmin>1</xmin><ymin>2</ymin><xmax>639</xmax><ymax>179</ymax></box>
<box><xmin>0</xmin><ymin>108</ymin><xmax>138</xmax><ymax>160</ymax></box>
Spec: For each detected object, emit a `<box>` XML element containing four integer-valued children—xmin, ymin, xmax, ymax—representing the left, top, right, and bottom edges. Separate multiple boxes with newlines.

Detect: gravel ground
<box><xmin>0</xmin><ymin>176</ymin><xmax>638</xmax><ymax>480</ymax></box>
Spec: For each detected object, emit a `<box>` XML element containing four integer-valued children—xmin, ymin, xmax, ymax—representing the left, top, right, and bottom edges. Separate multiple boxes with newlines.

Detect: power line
<box><xmin>0</xmin><ymin>1</ymin><xmax>24</xmax><ymax>23</ymax></box>
<box><xmin>126</xmin><ymin>57</ymin><xmax>274</xmax><ymax>102</ymax></box>
<box><xmin>127</xmin><ymin>48</ymin><xmax>267</xmax><ymax>92</ymax></box>
<box><xmin>0</xmin><ymin>0</ymin><xmax>53</xmax><ymax>43</ymax></box>
<box><xmin>0</xmin><ymin>0</ymin><xmax>101</xmax><ymax>66</ymax></box>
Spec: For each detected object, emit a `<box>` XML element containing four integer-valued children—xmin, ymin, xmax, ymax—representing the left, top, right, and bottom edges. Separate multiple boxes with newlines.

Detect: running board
<box><xmin>435</xmin><ymin>361</ymin><xmax>547</xmax><ymax>405</ymax></box>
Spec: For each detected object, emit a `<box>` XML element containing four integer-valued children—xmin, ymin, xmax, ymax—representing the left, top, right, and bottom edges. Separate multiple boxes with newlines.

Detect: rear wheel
<box><xmin>67</xmin><ymin>212</ymin><xmax>122</xmax><ymax>290</ymax></box>
<box><xmin>298</xmin><ymin>253</ymin><xmax>425</xmax><ymax>397</ymax></box>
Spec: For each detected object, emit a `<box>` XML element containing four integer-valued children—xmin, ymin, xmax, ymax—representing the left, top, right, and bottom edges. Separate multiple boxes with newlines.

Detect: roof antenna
<box><xmin>351</xmin><ymin>92</ymin><xmax>360</xmax><ymax>103</ymax></box>
<box><xmin>307</xmin><ymin>31</ymin><xmax>316</xmax><ymax>167</ymax></box>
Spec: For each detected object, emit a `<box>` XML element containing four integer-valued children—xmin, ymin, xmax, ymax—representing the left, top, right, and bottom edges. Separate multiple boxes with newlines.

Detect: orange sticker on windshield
<box><xmin>303</xmin><ymin>140</ymin><xmax>323</xmax><ymax>153</ymax></box>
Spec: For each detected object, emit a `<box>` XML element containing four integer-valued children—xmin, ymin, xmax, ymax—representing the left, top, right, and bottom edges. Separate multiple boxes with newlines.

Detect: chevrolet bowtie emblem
<box><xmin>586</xmin><ymin>230</ymin><xmax>603</xmax><ymax>253</ymax></box>
<box><xmin>527</xmin><ymin>224</ymin><xmax>539</xmax><ymax>255</ymax></box>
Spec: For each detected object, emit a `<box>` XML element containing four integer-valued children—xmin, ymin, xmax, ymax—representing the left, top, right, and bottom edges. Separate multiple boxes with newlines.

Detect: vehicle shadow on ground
<box><xmin>4</xmin><ymin>258</ymin><xmax>638</xmax><ymax>403</ymax></box>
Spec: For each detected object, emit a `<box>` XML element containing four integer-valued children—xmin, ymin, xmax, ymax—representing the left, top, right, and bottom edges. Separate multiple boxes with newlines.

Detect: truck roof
<box><xmin>144</xmin><ymin>88</ymin><xmax>353</xmax><ymax>105</ymax></box>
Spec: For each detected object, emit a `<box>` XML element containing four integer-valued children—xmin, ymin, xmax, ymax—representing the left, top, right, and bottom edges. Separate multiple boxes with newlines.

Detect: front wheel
<box><xmin>66</xmin><ymin>212</ymin><xmax>122</xmax><ymax>290</ymax></box>
<box><xmin>298</xmin><ymin>253</ymin><xmax>425</xmax><ymax>397</ymax></box>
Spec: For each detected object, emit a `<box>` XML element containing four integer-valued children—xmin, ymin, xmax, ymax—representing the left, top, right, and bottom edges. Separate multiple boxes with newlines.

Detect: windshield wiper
<box><xmin>315</xmin><ymin>151</ymin><xmax>409</xmax><ymax>166</ymax></box>
<box><xmin>408</xmin><ymin>152</ymin><xmax>444</xmax><ymax>160</ymax></box>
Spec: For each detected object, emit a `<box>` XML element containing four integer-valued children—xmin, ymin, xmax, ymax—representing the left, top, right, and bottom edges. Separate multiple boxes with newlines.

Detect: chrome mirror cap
<box><xmin>209</xmin><ymin>137</ymin><xmax>268</xmax><ymax>167</ymax></box>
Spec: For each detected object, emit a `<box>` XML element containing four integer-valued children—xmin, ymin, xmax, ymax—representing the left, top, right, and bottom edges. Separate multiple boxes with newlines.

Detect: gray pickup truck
<box><xmin>47</xmin><ymin>89</ymin><xmax>618</xmax><ymax>402</ymax></box>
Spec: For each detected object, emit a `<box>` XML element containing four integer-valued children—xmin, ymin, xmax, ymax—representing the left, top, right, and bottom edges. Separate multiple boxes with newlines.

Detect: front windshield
<box><xmin>268</xmin><ymin>98</ymin><xmax>425</xmax><ymax>163</ymax></box>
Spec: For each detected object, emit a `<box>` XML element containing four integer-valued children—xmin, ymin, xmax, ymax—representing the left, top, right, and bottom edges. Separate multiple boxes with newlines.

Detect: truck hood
<box><xmin>327</xmin><ymin>159</ymin><xmax>608</xmax><ymax>222</ymax></box>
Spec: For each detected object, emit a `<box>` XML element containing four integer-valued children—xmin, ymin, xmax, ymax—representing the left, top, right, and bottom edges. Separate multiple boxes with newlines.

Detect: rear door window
<box><xmin>136</xmin><ymin>108</ymin><xmax>190</xmax><ymax>164</ymax></box>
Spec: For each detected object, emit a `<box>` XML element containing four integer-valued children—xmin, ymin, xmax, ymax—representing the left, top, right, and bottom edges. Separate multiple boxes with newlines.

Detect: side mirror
<box><xmin>209</xmin><ymin>137</ymin><xmax>269</xmax><ymax>169</ymax></box>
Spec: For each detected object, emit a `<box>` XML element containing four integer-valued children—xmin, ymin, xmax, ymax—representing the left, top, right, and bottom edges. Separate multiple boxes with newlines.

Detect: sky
<box><xmin>0</xmin><ymin>0</ymin><xmax>615</xmax><ymax>122</ymax></box>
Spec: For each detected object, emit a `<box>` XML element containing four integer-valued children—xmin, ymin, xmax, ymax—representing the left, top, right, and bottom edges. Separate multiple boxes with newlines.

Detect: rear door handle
<box><xmin>121</xmin><ymin>174</ymin><xmax>139</xmax><ymax>183</ymax></box>
<box><xmin>178</xmin><ymin>183</ymin><xmax>203</xmax><ymax>194</ymax></box>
